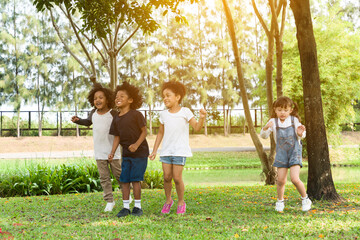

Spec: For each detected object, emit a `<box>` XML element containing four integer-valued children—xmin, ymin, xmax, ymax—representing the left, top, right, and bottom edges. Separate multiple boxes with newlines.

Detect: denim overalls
<box><xmin>273</xmin><ymin>116</ymin><xmax>303</xmax><ymax>168</ymax></box>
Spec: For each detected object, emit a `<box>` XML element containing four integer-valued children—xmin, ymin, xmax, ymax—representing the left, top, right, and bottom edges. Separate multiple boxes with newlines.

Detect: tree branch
<box><xmin>252</xmin><ymin>0</ymin><xmax>270</xmax><ymax>37</ymax></box>
<box><xmin>269</xmin><ymin>0</ymin><xmax>280</xmax><ymax>36</ymax></box>
<box><xmin>115</xmin><ymin>26</ymin><xmax>140</xmax><ymax>56</ymax></box>
<box><xmin>61</xmin><ymin>10</ymin><xmax>107</xmax><ymax>64</ymax></box>
<box><xmin>49</xmin><ymin>9</ymin><xmax>91</xmax><ymax>76</ymax></box>
<box><xmin>113</xmin><ymin>21</ymin><xmax>121</xmax><ymax>47</ymax></box>
<box><xmin>64</xmin><ymin>5</ymin><xmax>97</xmax><ymax>80</ymax></box>
<box><xmin>279</xmin><ymin>0</ymin><xmax>287</xmax><ymax>39</ymax></box>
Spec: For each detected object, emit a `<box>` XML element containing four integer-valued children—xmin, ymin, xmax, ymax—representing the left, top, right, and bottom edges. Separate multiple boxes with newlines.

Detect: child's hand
<box><xmin>128</xmin><ymin>144</ymin><xmax>139</xmax><ymax>152</ymax></box>
<box><xmin>263</xmin><ymin>121</ymin><xmax>274</xmax><ymax>130</ymax></box>
<box><xmin>199</xmin><ymin>109</ymin><xmax>207</xmax><ymax>119</ymax></box>
<box><xmin>297</xmin><ymin>125</ymin><xmax>306</xmax><ymax>137</ymax></box>
<box><xmin>108</xmin><ymin>153</ymin><xmax>114</xmax><ymax>160</ymax></box>
<box><xmin>149</xmin><ymin>152</ymin><xmax>156</xmax><ymax>161</ymax></box>
<box><xmin>71</xmin><ymin>116</ymin><xmax>79</xmax><ymax>123</ymax></box>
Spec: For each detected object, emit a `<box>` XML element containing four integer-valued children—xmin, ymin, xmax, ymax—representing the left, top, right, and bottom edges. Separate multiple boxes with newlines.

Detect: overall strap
<box><xmin>275</xmin><ymin>118</ymin><xmax>279</xmax><ymax>130</ymax></box>
<box><xmin>291</xmin><ymin>116</ymin><xmax>297</xmax><ymax>138</ymax></box>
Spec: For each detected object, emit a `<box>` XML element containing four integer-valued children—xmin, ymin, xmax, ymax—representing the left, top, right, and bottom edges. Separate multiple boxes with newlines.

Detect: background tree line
<box><xmin>0</xmin><ymin>0</ymin><xmax>359</xmax><ymax>139</ymax></box>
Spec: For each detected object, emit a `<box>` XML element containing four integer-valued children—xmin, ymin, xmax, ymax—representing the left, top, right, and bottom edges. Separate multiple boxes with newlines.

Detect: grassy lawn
<box><xmin>1</xmin><ymin>183</ymin><xmax>359</xmax><ymax>239</ymax></box>
<box><xmin>2</xmin><ymin>148</ymin><xmax>360</xmax><ymax>174</ymax></box>
<box><xmin>1</xmin><ymin>150</ymin><xmax>359</xmax><ymax>239</ymax></box>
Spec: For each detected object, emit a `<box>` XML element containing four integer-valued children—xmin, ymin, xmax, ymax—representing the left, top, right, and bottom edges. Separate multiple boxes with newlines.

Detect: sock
<box><xmin>277</xmin><ymin>199</ymin><xmax>284</xmax><ymax>202</ymax></box>
<box><xmin>123</xmin><ymin>200</ymin><xmax>130</xmax><ymax>209</ymax></box>
<box><xmin>134</xmin><ymin>200</ymin><xmax>141</xmax><ymax>209</ymax></box>
<box><xmin>301</xmin><ymin>195</ymin><xmax>308</xmax><ymax>200</ymax></box>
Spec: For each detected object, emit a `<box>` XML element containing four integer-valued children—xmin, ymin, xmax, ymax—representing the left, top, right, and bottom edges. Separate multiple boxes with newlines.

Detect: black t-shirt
<box><xmin>109</xmin><ymin>109</ymin><xmax>149</xmax><ymax>158</ymax></box>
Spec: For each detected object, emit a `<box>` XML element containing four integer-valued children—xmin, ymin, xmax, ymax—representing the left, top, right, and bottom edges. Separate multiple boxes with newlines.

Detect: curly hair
<box><xmin>161</xmin><ymin>81</ymin><xmax>186</xmax><ymax>103</ymax></box>
<box><xmin>87</xmin><ymin>83</ymin><xmax>115</xmax><ymax>109</ymax></box>
<box><xmin>270</xmin><ymin>96</ymin><xmax>301</xmax><ymax>122</ymax></box>
<box><xmin>115</xmin><ymin>81</ymin><xmax>143</xmax><ymax>109</ymax></box>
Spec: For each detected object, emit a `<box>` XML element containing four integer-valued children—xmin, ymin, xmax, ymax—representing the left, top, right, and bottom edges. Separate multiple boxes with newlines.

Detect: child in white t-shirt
<box><xmin>149</xmin><ymin>81</ymin><xmax>206</xmax><ymax>214</ymax></box>
<box><xmin>71</xmin><ymin>83</ymin><xmax>121</xmax><ymax>212</ymax></box>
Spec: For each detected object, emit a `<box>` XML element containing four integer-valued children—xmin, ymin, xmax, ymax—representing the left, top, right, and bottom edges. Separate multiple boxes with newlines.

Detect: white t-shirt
<box><xmin>92</xmin><ymin>110</ymin><xmax>121</xmax><ymax>160</ymax></box>
<box><xmin>260</xmin><ymin>116</ymin><xmax>306</xmax><ymax>144</ymax></box>
<box><xmin>159</xmin><ymin>107</ymin><xmax>194</xmax><ymax>157</ymax></box>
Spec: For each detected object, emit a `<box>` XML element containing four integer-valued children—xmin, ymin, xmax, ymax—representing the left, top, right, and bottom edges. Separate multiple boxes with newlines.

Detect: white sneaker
<box><xmin>104</xmin><ymin>201</ymin><xmax>116</xmax><ymax>212</ymax></box>
<box><xmin>275</xmin><ymin>200</ymin><xmax>285</xmax><ymax>212</ymax></box>
<box><xmin>302</xmin><ymin>198</ymin><xmax>312</xmax><ymax>211</ymax></box>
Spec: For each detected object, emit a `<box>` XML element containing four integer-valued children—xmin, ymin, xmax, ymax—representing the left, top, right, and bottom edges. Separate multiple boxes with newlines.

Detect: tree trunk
<box><xmin>290</xmin><ymin>0</ymin><xmax>341</xmax><ymax>201</ymax></box>
<box><xmin>275</xmin><ymin>35</ymin><xmax>283</xmax><ymax>98</ymax></box>
<box><xmin>16</xmin><ymin>110</ymin><xmax>20</xmax><ymax>138</ymax></box>
<box><xmin>223</xmin><ymin>104</ymin><xmax>228</xmax><ymax>136</ymax></box>
<box><xmin>149</xmin><ymin>105</ymin><xmax>153</xmax><ymax>136</ymax></box>
<box><xmin>75</xmin><ymin>106</ymin><xmax>79</xmax><ymax>137</ymax></box>
<box><xmin>222</xmin><ymin>0</ymin><xmax>276</xmax><ymax>185</ymax></box>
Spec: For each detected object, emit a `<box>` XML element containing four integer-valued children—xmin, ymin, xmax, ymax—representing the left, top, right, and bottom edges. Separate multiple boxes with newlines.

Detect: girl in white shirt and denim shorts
<box><xmin>149</xmin><ymin>81</ymin><xmax>206</xmax><ymax>215</ymax></box>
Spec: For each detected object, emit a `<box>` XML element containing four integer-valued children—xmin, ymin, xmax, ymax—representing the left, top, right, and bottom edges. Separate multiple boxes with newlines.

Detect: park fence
<box><xmin>0</xmin><ymin>108</ymin><xmax>266</xmax><ymax>137</ymax></box>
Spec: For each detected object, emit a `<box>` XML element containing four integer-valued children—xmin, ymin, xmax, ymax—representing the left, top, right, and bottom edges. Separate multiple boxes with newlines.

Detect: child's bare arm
<box><xmin>149</xmin><ymin>124</ymin><xmax>164</xmax><ymax>160</ymax></box>
<box><xmin>128</xmin><ymin>126</ymin><xmax>147</xmax><ymax>153</ymax></box>
<box><xmin>108</xmin><ymin>136</ymin><xmax>120</xmax><ymax>161</ymax></box>
<box><xmin>71</xmin><ymin>116</ymin><xmax>80</xmax><ymax>123</ymax></box>
<box><xmin>297</xmin><ymin>125</ymin><xmax>306</xmax><ymax>138</ymax></box>
<box><xmin>263</xmin><ymin>121</ymin><xmax>274</xmax><ymax>131</ymax></box>
<box><xmin>189</xmin><ymin>109</ymin><xmax>207</xmax><ymax>132</ymax></box>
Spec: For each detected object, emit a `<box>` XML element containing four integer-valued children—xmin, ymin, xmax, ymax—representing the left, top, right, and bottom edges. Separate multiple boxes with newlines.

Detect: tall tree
<box><xmin>33</xmin><ymin>0</ymin><xmax>198</xmax><ymax>89</ymax></box>
<box><xmin>221</xmin><ymin>0</ymin><xmax>276</xmax><ymax>184</ymax></box>
<box><xmin>290</xmin><ymin>0</ymin><xmax>341</xmax><ymax>201</ymax></box>
<box><xmin>283</xmin><ymin>0</ymin><xmax>360</xmax><ymax>133</ymax></box>
<box><xmin>0</xmin><ymin>0</ymin><xmax>33</xmax><ymax>137</ymax></box>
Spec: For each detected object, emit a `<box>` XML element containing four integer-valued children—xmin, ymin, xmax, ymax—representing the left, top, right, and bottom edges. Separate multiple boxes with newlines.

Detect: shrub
<box><xmin>0</xmin><ymin>163</ymin><xmax>164</xmax><ymax>197</ymax></box>
<box><xmin>143</xmin><ymin>170</ymin><xmax>164</xmax><ymax>189</ymax></box>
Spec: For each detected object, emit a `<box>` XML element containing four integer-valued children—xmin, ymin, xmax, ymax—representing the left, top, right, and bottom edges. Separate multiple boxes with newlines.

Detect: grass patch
<box><xmin>0</xmin><ymin>183</ymin><xmax>359</xmax><ymax>239</ymax></box>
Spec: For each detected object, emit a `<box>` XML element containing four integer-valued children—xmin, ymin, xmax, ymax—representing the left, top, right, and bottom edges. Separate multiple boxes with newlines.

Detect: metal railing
<box><xmin>0</xmin><ymin>108</ymin><xmax>266</xmax><ymax>137</ymax></box>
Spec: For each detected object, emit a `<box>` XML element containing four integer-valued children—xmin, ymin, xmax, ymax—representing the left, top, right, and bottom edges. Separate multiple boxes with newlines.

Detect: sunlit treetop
<box><xmin>33</xmin><ymin>0</ymin><xmax>199</xmax><ymax>39</ymax></box>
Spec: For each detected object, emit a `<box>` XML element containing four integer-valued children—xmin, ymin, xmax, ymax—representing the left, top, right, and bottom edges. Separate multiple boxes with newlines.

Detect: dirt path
<box><xmin>0</xmin><ymin>132</ymin><xmax>359</xmax><ymax>153</ymax></box>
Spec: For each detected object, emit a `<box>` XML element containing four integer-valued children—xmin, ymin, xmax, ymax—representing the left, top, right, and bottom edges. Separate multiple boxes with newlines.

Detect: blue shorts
<box><xmin>160</xmin><ymin>156</ymin><xmax>186</xmax><ymax>166</ymax></box>
<box><xmin>120</xmin><ymin>157</ymin><xmax>148</xmax><ymax>183</ymax></box>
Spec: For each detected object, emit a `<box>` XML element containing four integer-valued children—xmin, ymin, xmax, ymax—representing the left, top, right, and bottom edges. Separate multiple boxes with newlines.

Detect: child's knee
<box><xmin>277</xmin><ymin>178</ymin><xmax>286</xmax><ymax>186</ymax></box>
<box><xmin>164</xmin><ymin>174</ymin><xmax>173</xmax><ymax>182</ymax></box>
<box><xmin>291</xmin><ymin>177</ymin><xmax>301</xmax><ymax>185</ymax></box>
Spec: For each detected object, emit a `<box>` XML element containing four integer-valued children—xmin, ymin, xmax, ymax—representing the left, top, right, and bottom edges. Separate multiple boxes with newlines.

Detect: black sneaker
<box><xmin>131</xmin><ymin>207</ymin><xmax>143</xmax><ymax>216</ymax></box>
<box><xmin>116</xmin><ymin>208</ymin><xmax>131</xmax><ymax>218</ymax></box>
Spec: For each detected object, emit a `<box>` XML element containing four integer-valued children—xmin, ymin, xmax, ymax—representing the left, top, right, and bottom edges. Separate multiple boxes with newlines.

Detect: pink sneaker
<box><xmin>176</xmin><ymin>202</ymin><xmax>186</xmax><ymax>214</ymax></box>
<box><xmin>161</xmin><ymin>199</ymin><xmax>174</xmax><ymax>214</ymax></box>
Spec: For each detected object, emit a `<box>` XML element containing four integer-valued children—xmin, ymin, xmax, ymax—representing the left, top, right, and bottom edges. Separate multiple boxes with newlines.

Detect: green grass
<box><xmin>0</xmin><ymin>183</ymin><xmax>359</xmax><ymax>239</ymax></box>
<box><xmin>1</xmin><ymin>148</ymin><xmax>360</xmax><ymax>175</ymax></box>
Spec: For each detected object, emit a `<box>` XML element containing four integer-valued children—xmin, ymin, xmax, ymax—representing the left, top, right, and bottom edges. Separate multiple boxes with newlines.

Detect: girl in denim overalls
<box><xmin>260</xmin><ymin>96</ymin><xmax>312</xmax><ymax>212</ymax></box>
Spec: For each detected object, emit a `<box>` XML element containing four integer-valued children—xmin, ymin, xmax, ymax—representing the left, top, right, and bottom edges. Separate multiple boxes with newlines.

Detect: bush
<box><xmin>143</xmin><ymin>170</ymin><xmax>164</xmax><ymax>189</ymax></box>
<box><xmin>0</xmin><ymin>163</ymin><xmax>164</xmax><ymax>197</ymax></box>
<box><xmin>0</xmin><ymin>163</ymin><xmax>102</xmax><ymax>197</ymax></box>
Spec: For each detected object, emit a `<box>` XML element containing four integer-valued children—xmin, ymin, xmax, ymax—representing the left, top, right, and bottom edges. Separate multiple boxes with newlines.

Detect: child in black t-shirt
<box><xmin>108</xmin><ymin>82</ymin><xmax>149</xmax><ymax>217</ymax></box>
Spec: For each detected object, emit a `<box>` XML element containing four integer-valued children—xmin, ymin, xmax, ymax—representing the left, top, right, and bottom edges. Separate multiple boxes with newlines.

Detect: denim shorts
<box><xmin>160</xmin><ymin>156</ymin><xmax>186</xmax><ymax>166</ymax></box>
<box><xmin>120</xmin><ymin>157</ymin><xmax>148</xmax><ymax>183</ymax></box>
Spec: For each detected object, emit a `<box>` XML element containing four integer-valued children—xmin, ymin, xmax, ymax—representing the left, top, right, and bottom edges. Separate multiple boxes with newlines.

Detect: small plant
<box><xmin>143</xmin><ymin>170</ymin><xmax>164</xmax><ymax>189</ymax></box>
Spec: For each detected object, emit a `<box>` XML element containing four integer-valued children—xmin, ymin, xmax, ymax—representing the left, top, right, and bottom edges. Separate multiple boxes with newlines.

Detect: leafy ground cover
<box><xmin>0</xmin><ymin>183</ymin><xmax>359</xmax><ymax>239</ymax></box>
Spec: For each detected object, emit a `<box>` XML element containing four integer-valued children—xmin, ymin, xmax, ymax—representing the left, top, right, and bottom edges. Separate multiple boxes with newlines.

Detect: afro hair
<box><xmin>115</xmin><ymin>81</ymin><xmax>143</xmax><ymax>109</ymax></box>
<box><xmin>161</xmin><ymin>81</ymin><xmax>186</xmax><ymax>103</ymax></box>
<box><xmin>87</xmin><ymin>83</ymin><xmax>115</xmax><ymax>109</ymax></box>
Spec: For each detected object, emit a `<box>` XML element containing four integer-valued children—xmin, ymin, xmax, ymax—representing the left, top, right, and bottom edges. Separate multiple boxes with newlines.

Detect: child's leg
<box><xmin>162</xmin><ymin>163</ymin><xmax>173</xmax><ymax>204</ymax></box>
<box><xmin>109</xmin><ymin>159</ymin><xmax>122</xmax><ymax>189</ymax></box>
<box><xmin>277</xmin><ymin>167</ymin><xmax>288</xmax><ymax>200</ymax></box>
<box><xmin>173</xmin><ymin>164</ymin><xmax>185</xmax><ymax>206</ymax></box>
<box><xmin>289</xmin><ymin>165</ymin><xmax>307</xmax><ymax>198</ymax></box>
<box><xmin>122</xmin><ymin>183</ymin><xmax>131</xmax><ymax>200</ymax></box>
<box><xmin>132</xmin><ymin>181</ymin><xmax>141</xmax><ymax>199</ymax></box>
<box><xmin>96</xmin><ymin>160</ymin><xmax>113</xmax><ymax>202</ymax></box>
